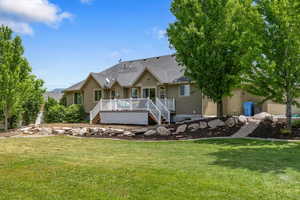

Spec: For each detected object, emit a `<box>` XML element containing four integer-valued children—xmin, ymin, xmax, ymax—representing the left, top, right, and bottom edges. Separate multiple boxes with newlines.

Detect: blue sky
<box><xmin>0</xmin><ymin>0</ymin><xmax>174</xmax><ymax>90</ymax></box>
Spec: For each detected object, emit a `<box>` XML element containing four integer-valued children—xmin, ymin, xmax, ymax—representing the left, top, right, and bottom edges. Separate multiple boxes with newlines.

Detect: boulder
<box><xmin>71</xmin><ymin>128</ymin><xmax>81</xmax><ymax>136</ymax></box>
<box><xmin>79</xmin><ymin>128</ymin><xmax>89</xmax><ymax>136</ymax></box>
<box><xmin>20</xmin><ymin>127</ymin><xmax>32</xmax><ymax>132</ymax></box>
<box><xmin>208</xmin><ymin>119</ymin><xmax>225</xmax><ymax>129</ymax></box>
<box><xmin>39</xmin><ymin>128</ymin><xmax>53</xmax><ymax>135</ymax></box>
<box><xmin>23</xmin><ymin>130</ymin><xmax>34</xmax><ymax>135</ymax></box>
<box><xmin>90</xmin><ymin>128</ymin><xmax>100</xmax><ymax>135</ymax></box>
<box><xmin>188</xmin><ymin>123</ymin><xmax>200</xmax><ymax>132</ymax></box>
<box><xmin>176</xmin><ymin>124</ymin><xmax>187</xmax><ymax>133</ymax></box>
<box><xmin>253</xmin><ymin>112</ymin><xmax>272</xmax><ymax>121</ymax></box>
<box><xmin>225</xmin><ymin>118</ymin><xmax>236</xmax><ymax>128</ymax></box>
<box><xmin>238</xmin><ymin>115</ymin><xmax>248</xmax><ymax>124</ymax></box>
<box><xmin>132</xmin><ymin>128</ymin><xmax>148</xmax><ymax>134</ymax></box>
<box><xmin>157</xmin><ymin>126</ymin><xmax>171</xmax><ymax>136</ymax></box>
<box><xmin>199</xmin><ymin>121</ymin><xmax>208</xmax><ymax>129</ymax></box>
<box><xmin>144</xmin><ymin>130</ymin><xmax>156</xmax><ymax>136</ymax></box>
<box><xmin>53</xmin><ymin>129</ymin><xmax>66</xmax><ymax>135</ymax></box>
<box><xmin>123</xmin><ymin>131</ymin><xmax>135</xmax><ymax>137</ymax></box>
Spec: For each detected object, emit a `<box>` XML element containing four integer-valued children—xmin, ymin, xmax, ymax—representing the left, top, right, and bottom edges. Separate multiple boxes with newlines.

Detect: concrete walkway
<box><xmin>231</xmin><ymin>121</ymin><xmax>260</xmax><ymax>138</ymax></box>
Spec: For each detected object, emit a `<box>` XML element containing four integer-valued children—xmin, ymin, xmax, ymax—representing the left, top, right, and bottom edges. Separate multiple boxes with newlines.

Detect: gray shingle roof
<box><xmin>65</xmin><ymin>54</ymin><xmax>187</xmax><ymax>91</ymax></box>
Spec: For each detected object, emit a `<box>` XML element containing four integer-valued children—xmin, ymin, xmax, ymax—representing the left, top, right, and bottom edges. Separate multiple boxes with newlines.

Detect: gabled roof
<box><xmin>65</xmin><ymin>54</ymin><xmax>187</xmax><ymax>92</ymax></box>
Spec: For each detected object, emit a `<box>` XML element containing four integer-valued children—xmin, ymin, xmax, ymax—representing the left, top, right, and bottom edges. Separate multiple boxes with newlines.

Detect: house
<box><xmin>64</xmin><ymin>54</ymin><xmax>292</xmax><ymax>125</ymax></box>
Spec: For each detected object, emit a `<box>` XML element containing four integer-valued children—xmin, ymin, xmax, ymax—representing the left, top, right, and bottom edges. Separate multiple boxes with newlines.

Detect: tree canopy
<box><xmin>0</xmin><ymin>26</ymin><xmax>44</xmax><ymax>130</ymax></box>
<box><xmin>244</xmin><ymin>0</ymin><xmax>300</xmax><ymax>130</ymax></box>
<box><xmin>167</xmin><ymin>0</ymin><xmax>261</xmax><ymax>117</ymax></box>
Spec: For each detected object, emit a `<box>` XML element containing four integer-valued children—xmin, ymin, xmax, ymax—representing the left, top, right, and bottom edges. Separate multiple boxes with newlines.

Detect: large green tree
<box><xmin>244</xmin><ymin>0</ymin><xmax>300</xmax><ymax>130</ymax></box>
<box><xmin>0</xmin><ymin>26</ymin><xmax>44</xmax><ymax>130</ymax></box>
<box><xmin>167</xmin><ymin>0</ymin><xmax>261</xmax><ymax>117</ymax></box>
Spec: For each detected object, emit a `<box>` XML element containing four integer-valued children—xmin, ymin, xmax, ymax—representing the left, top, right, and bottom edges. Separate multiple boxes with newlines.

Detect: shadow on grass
<box><xmin>194</xmin><ymin>139</ymin><xmax>300</xmax><ymax>173</ymax></box>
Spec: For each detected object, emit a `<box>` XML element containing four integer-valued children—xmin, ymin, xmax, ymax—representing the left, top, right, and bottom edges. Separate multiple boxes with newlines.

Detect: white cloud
<box><xmin>0</xmin><ymin>18</ymin><xmax>34</xmax><ymax>35</ymax></box>
<box><xmin>150</xmin><ymin>27</ymin><xmax>167</xmax><ymax>40</ymax></box>
<box><xmin>0</xmin><ymin>0</ymin><xmax>72</xmax><ymax>35</ymax></box>
<box><xmin>80</xmin><ymin>0</ymin><xmax>94</xmax><ymax>4</ymax></box>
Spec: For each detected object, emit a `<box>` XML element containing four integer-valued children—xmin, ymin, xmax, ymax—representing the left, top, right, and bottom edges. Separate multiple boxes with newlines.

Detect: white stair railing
<box><xmin>147</xmin><ymin>99</ymin><xmax>161</xmax><ymax>125</ymax></box>
<box><xmin>156</xmin><ymin>98</ymin><xmax>170</xmax><ymax>123</ymax></box>
<box><xmin>90</xmin><ymin>99</ymin><xmax>102</xmax><ymax>124</ymax></box>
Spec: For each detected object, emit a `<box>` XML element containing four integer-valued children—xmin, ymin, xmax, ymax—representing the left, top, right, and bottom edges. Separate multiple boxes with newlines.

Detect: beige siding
<box><xmin>65</xmin><ymin>92</ymin><xmax>74</xmax><ymax>106</ymax></box>
<box><xmin>167</xmin><ymin>84</ymin><xmax>202</xmax><ymax>115</ymax></box>
<box><xmin>81</xmin><ymin>77</ymin><xmax>101</xmax><ymax>112</ymax></box>
<box><xmin>110</xmin><ymin>82</ymin><xmax>124</xmax><ymax>99</ymax></box>
<box><xmin>202</xmin><ymin>97</ymin><xmax>217</xmax><ymax>116</ymax></box>
<box><xmin>134</xmin><ymin>70</ymin><xmax>159</xmax><ymax>88</ymax></box>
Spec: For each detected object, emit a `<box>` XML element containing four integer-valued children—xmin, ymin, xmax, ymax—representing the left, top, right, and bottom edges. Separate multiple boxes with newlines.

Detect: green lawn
<box><xmin>0</xmin><ymin>137</ymin><xmax>299</xmax><ymax>200</ymax></box>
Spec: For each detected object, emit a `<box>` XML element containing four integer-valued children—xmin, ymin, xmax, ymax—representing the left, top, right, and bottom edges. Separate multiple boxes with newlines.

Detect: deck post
<box><xmin>114</xmin><ymin>99</ymin><xmax>117</xmax><ymax>111</ymax></box>
<box><xmin>147</xmin><ymin>97</ymin><xmax>150</xmax><ymax>110</ymax></box>
<box><xmin>130</xmin><ymin>98</ymin><xmax>133</xmax><ymax>110</ymax></box>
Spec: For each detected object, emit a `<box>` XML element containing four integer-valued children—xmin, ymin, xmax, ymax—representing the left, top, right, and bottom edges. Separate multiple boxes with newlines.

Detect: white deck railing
<box><xmin>90</xmin><ymin>98</ymin><xmax>162</xmax><ymax>124</ymax></box>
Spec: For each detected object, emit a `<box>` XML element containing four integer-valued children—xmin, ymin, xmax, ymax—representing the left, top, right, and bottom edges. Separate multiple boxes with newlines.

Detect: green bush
<box><xmin>292</xmin><ymin>120</ymin><xmax>300</xmax><ymax>128</ymax></box>
<box><xmin>64</xmin><ymin>104</ymin><xmax>86</xmax><ymax>123</ymax></box>
<box><xmin>45</xmin><ymin>104</ymin><xmax>66</xmax><ymax>123</ymax></box>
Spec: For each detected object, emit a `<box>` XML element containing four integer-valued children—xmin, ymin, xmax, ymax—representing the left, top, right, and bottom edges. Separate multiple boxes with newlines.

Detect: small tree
<box><xmin>244</xmin><ymin>0</ymin><xmax>300</xmax><ymax>131</ymax></box>
<box><xmin>0</xmin><ymin>26</ymin><xmax>34</xmax><ymax>130</ymax></box>
<box><xmin>167</xmin><ymin>0</ymin><xmax>261</xmax><ymax>117</ymax></box>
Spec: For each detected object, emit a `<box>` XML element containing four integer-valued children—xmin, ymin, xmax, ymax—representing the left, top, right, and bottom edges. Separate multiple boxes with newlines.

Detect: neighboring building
<box><xmin>64</xmin><ymin>54</ymin><xmax>291</xmax><ymax>125</ymax></box>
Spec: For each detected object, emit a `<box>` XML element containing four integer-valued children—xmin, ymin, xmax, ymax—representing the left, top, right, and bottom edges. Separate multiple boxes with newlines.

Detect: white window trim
<box><xmin>179</xmin><ymin>84</ymin><xmax>190</xmax><ymax>97</ymax></box>
<box><xmin>141</xmin><ymin>87</ymin><xmax>156</xmax><ymax>99</ymax></box>
<box><xmin>131</xmin><ymin>88</ymin><xmax>139</xmax><ymax>98</ymax></box>
<box><xmin>93</xmin><ymin>89</ymin><xmax>102</xmax><ymax>103</ymax></box>
<box><xmin>74</xmin><ymin>92</ymin><xmax>82</xmax><ymax>104</ymax></box>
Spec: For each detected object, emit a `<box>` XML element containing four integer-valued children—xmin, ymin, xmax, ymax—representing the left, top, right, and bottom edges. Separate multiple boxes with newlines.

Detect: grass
<box><xmin>0</xmin><ymin>137</ymin><xmax>300</xmax><ymax>200</ymax></box>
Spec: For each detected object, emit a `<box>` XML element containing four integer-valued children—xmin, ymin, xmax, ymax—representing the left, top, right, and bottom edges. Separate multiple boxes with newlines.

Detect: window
<box><xmin>159</xmin><ymin>86</ymin><xmax>166</xmax><ymax>99</ymax></box>
<box><xmin>179</xmin><ymin>85</ymin><xmax>190</xmax><ymax>97</ymax></box>
<box><xmin>74</xmin><ymin>92</ymin><xmax>82</xmax><ymax>104</ymax></box>
<box><xmin>131</xmin><ymin>88</ymin><xmax>138</xmax><ymax>98</ymax></box>
<box><xmin>111</xmin><ymin>90</ymin><xmax>116</xmax><ymax>99</ymax></box>
<box><xmin>94</xmin><ymin>90</ymin><xmax>102</xmax><ymax>101</ymax></box>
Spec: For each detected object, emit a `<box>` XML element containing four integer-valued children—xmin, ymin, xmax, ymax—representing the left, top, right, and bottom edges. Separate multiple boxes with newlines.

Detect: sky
<box><xmin>0</xmin><ymin>0</ymin><xmax>175</xmax><ymax>90</ymax></box>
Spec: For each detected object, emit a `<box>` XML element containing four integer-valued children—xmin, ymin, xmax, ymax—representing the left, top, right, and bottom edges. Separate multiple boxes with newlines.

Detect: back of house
<box><xmin>64</xmin><ymin>54</ymin><xmax>294</xmax><ymax>125</ymax></box>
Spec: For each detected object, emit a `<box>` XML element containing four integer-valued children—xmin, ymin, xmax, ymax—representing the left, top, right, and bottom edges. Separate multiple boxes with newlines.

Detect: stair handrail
<box><xmin>156</xmin><ymin>98</ymin><xmax>171</xmax><ymax>124</ymax></box>
<box><xmin>147</xmin><ymin>98</ymin><xmax>161</xmax><ymax>125</ymax></box>
<box><xmin>90</xmin><ymin>99</ymin><xmax>102</xmax><ymax>124</ymax></box>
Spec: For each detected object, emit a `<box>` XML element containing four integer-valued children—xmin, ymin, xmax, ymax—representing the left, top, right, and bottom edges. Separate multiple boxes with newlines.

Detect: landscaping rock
<box><xmin>90</xmin><ymin>128</ymin><xmax>100</xmax><ymax>135</ymax></box>
<box><xmin>253</xmin><ymin>112</ymin><xmax>272</xmax><ymax>121</ymax></box>
<box><xmin>176</xmin><ymin>124</ymin><xmax>187</xmax><ymax>133</ymax></box>
<box><xmin>144</xmin><ymin>130</ymin><xmax>156</xmax><ymax>136</ymax></box>
<box><xmin>79</xmin><ymin>128</ymin><xmax>89</xmax><ymax>136</ymax></box>
<box><xmin>39</xmin><ymin>128</ymin><xmax>52</xmax><ymax>135</ymax></box>
<box><xmin>123</xmin><ymin>131</ymin><xmax>135</xmax><ymax>137</ymax></box>
<box><xmin>132</xmin><ymin>128</ymin><xmax>148</xmax><ymax>134</ymax></box>
<box><xmin>199</xmin><ymin>121</ymin><xmax>208</xmax><ymax>129</ymax></box>
<box><xmin>157</xmin><ymin>126</ymin><xmax>171</xmax><ymax>136</ymax></box>
<box><xmin>53</xmin><ymin>129</ymin><xmax>65</xmax><ymax>135</ymax></box>
<box><xmin>225</xmin><ymin>118</ymin><xmax>236</xmax><ymax>128</ymax></box>
<box><xmin>20</xmin><ymin>127</ymin><xmax>32</xmax><ymax>132</ymax></box>
<box><xmin>208</xmin><ymin>119</ymin><xmax>225</xmax><ymax>129</ymax></box>
<box><xmin>188</xmin><ymin>123</ymin><xmax>200</xmax><ymax>132</ymax></box>
<box><xmin>238</xmin><ymin>115</ymin><xmax>248</xmax><ymax>124</ymax></box>
<box><xmin>71</xmin><ymin>128</ymin><xmax>81</xmax><ymax>136</ymax></box>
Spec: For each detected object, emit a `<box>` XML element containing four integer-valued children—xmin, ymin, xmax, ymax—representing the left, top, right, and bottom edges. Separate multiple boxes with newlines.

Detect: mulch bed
<box><xmin>87</xmin><ymin>118</ymin><xmax>243</xmax><ymax>141</ymax></box>
<box><xmin>249</xmin><ymin>119</ymin><xmax>300</xmax><ymax>140</ymax></box>
<box><xmin>0</xmin><ymin>129</ymin><xmax>20</xmax><ymax>137</ymax></box>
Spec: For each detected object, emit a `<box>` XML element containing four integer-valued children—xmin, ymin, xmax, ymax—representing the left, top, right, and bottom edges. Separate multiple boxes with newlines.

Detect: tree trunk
<box><xmin>217</xmin><ymin>100</ymin><xmax>223</xmax><ymax>118</ymax></box>
<box><xmin>4</xmin><ymin>113</ymin><xmax>8</xmax><ymax>131</ymax></box>
<box><xmin>286</xmin><ymin>95</ymin><xmax>292</xmax><ymax>132</ymax></box>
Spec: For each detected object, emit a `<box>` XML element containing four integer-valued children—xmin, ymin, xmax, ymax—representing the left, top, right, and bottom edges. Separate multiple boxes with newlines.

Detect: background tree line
<box><xmin>168</xmin><ymin>0</ymin><xmax>300</xmax><ymax>131</ymax></box>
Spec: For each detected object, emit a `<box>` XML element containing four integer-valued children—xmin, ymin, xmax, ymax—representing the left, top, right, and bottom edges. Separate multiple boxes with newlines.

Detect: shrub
<box><xmin>45</xmin><ymin>104</ymin><xmax>66</xmax><ymax>123</ymax></box>
<box><xmin>64</xmin><ymin>104</ymin><xmax>86</xmax><ymax>123</ymax></box>
<box><xmin>292</xmin><ymin>119</ymin><xmax>300</xmax><ymax>128</ymax></box>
